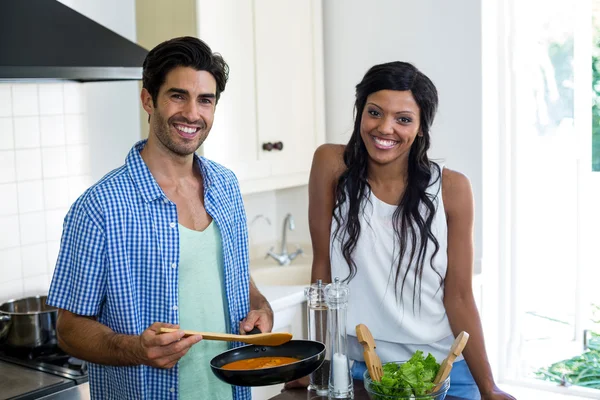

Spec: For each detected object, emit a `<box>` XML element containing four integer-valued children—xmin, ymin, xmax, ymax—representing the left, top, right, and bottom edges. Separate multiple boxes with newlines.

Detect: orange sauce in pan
<box><xmin>221</xmin><ymin>356</ymin><xmax>299</xmax><ymax>370</ymax></box>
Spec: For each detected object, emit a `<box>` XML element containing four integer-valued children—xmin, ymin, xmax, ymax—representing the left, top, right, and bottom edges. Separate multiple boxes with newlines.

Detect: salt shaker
<box><xmin>304</xmin><ymin>279</ymin><xmax>330</xmax><ymax>395</ymax></box>
<box><xmin>325</xmin><ymin>277</ymin><xmax>353</xmax><ymax>399</ymax></box>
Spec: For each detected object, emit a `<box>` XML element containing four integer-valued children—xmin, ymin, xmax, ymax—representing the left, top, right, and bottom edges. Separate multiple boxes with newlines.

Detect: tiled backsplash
<box><xmin>0</xmin><ymin>83</ymin><xmax>93</xmax><ymax>303</ymax></box>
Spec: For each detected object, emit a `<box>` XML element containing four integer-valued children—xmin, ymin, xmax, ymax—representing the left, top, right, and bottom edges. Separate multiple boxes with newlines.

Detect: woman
<box><xmin>308</xmin><ymin>62</ymin><xmax>514</xmax><ymax>400</ymax></box>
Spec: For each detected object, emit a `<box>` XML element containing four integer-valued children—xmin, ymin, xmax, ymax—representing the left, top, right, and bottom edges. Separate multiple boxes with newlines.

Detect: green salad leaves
<box><xmin>370</xmin><ymin>351</ymin><xmax>440</xmax><ymax>397</ymax></box>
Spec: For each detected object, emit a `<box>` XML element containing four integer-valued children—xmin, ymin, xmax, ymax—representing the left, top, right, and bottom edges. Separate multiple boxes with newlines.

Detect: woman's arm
<box><xmin>442</xmin><ymin>168</ymin><xmax>515</xmax><ymax>400</ymax></box>
<box><xmin>308</xmin><ymin>144</ymin><xmax>346</xmax><ymax>284</ymax></box>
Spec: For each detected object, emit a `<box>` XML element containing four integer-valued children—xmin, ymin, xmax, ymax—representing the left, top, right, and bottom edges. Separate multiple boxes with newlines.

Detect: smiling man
<box><xmin>46</xmin><ymin>37</ymin><xmax>272</xmax><ymax>400</ymax></box>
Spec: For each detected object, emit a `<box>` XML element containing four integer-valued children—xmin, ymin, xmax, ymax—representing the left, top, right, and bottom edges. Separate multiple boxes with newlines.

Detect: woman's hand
<box><xmin>481</xmin><ymin>386</ymin><xmax>517</xmax><ymax>400</ymax></box>
<box><xmin>282</xmin><ymin>375</ymin><xmax>309</xmax><ymax>391</ymax></box>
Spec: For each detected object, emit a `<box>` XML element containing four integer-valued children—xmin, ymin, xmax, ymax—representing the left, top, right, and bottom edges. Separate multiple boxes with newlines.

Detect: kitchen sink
<box><xmin>250</xmin><ymin>262</ymin><xmax>312</xmax><ymax>286</ymax></box>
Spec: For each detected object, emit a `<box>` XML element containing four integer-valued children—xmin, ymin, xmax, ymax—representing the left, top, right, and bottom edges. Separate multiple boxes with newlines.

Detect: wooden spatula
<box><xmin>431</xmin><ymin>331</ymin><xmax>470</xmax><ymax>392</ymax></box>
<box><xmin>356</xmin><ymin>323</ymin><xmax>383</xmax><ymax>382</ymax></box>
<box><xmin>158</xmin><ymin>328</ymin><xmax>292</xmax><ymax>346</ymax></box>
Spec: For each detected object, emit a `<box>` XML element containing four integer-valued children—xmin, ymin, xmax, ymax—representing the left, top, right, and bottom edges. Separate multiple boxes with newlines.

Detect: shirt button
<box><xmin>172</xmin><ymin>305</ymin><xmax>178</xmax><ymax>311</ymax></box>
<box><xmin>169</xmin><ymin>387</ymin><xmax>175</xmax><ymax>393</ymax></box>
<box><xmin>171</xmin><ymin>263</ymin><xmax>177</xmax><ymax>269</ymax></box>
<box><xmin>169</xmin><ymin>222</ymin><xmax>176</xmax><ymax>228</ymax></box>
<box><xmin>163</xmin><ymin>198</ymin><xmax>170</xmax><ymax>204</ymax></box>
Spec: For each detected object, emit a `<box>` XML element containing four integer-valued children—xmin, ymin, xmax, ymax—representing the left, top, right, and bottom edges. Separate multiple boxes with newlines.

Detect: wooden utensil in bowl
<box><xmin>356</xmin><ymin>323</ymin><xmax>383</xmax><ymax>382</ymax></box>
<box><xmin>158</xmin><ymin>328</ymin><xmax>293</xmax><ymax>346</ymax></box>
<box><xmin>431</xmin><ymin>331</ymin><xmax>470</xmax><ymax>393</ymax></box>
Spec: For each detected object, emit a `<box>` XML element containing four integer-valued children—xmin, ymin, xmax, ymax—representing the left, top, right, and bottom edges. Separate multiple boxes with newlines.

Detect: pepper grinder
<box><xmin>325</xmin><ymin>277</ymin><xmax>353</xmax><ymax>399</ymax></box>
<box><xmin>305</xmin><ymin>279</ymin><xmax>330</xmax><ymax>395</ymax></box>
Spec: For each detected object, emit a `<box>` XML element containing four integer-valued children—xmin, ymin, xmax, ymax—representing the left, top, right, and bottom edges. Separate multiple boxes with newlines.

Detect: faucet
<box><xmin>266</xmin><ymin>213</ymin><xmax>303</xmax><ymax>266</ymax></box>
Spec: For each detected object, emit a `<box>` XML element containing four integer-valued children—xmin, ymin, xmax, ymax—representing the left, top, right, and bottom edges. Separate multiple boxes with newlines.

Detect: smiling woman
<box><xmin>359</xmin><ymin>89</ymin><xmax>421</xmax><ymax>169</ymax></box>
<box><xmin>307</xmin><ymin>61</ymin><xmax>515</xmax><ymax>400</ymax></box>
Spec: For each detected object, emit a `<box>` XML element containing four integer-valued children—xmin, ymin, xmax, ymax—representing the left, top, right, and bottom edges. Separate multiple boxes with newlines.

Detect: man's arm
<box><xmin>240</xmin><ymin>278</ymin><xmax>274</xmax><ymax>334</ymax></box>
<box><xmin>57</xmin><ymin>309</ymin><xmax>202</xmax><ymax>369</ymax></box>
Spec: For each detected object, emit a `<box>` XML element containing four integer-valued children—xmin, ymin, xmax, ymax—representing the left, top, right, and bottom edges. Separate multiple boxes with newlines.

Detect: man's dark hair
<box><xmin>142</xmin><ymin>36</ymin><xmax>229</xmax><ymax>106</ymax></box>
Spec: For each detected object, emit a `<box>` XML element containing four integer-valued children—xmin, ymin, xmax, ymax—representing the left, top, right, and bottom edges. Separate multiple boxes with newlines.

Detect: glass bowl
<box><xmin>363</xmin><ymin>361</ymin><xmax>450</xmax><ymax>400</ymax></box>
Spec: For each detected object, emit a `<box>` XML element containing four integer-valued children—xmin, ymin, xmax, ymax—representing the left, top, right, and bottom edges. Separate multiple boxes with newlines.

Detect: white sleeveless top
<box><xmin>330</xmin><ymin>163</ymin><xmax>459</xmax><ymax>363</ymax></box>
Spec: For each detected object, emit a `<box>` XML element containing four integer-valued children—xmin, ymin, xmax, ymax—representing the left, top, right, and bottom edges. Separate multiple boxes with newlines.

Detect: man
<box><xmin>47</xmin><ymin>36</ymin><xmax>272</xmax><ymax>400</ymax></box>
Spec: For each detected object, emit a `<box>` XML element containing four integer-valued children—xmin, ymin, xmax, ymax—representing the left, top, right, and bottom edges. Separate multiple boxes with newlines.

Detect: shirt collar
<box><xmin>126</xmin><ymin>140</ymin><xmax>212</xmax><ymax>203</ymax></box>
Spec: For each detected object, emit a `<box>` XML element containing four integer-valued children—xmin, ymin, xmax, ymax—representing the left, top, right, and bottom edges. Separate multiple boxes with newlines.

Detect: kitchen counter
<box><xmin>257</xmin><ymin>285</ymin><xmax>306</xmax><ymax>312</ymax></box>
<box><xmin>268</xmin><ymin>380</ymin><xmax>468</xmax><ymax>400</ymax></box>
<box><xmin>0</xmin><ymin>359</ymin><xmax>89</xmax><ymax>400</ymax></box>
<box><xmin>0</xmin><ymin>361</ymin><xmax>73</xmax><ymax>400</ymax></box>
<box><xmin>38</xmin><ymin>383</ymin><xmax>90</xmax><ymax>399</ymax></box>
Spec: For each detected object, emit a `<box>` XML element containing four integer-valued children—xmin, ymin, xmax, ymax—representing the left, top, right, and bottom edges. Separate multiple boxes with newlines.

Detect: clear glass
<box><xmin>305</xmin><ymin>279</ymin><xmax>330</xmax><ymax>395</ymax></box>
<box><xmin>325</xmin><ymin>277</ymin><xmax>353</xmax><ymax>399</ymax></box>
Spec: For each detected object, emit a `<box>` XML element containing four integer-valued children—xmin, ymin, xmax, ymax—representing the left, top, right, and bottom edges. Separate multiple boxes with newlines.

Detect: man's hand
<box><xmin>244</xmin><ymin>278</ymin><xmax>274</xmax><ymax>334</ymax></box>
<box><xmin>134</xmin><ymin>322</ymin><xmax>202</xmax><ymax>369</ymax></box>
<box><xmin>240</xmin><ymin>308</ymin><xmax>273</xmax><ymax>334</ymax></box>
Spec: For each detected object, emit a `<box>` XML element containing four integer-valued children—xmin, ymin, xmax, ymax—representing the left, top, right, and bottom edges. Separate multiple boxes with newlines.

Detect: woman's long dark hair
<box><xmin>332</xmin><ymin>61</ymin><xmax>442</xmax><ymax>312</ymax></box>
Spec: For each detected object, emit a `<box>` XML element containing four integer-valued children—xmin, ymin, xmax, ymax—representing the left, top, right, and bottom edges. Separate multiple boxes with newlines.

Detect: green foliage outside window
<box><xmin>536</xmin><ymin>304</ymin><xmax>600</xmax><ymax>390</ymax></box>
<box><xmin>593</xmin><ymin>23</ymin><xmax>600</xmax><ymax>171</ymax></box>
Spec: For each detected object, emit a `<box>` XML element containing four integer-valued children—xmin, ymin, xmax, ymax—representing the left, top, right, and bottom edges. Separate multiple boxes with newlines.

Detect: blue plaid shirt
<box><xmin>47</xmin><ymin>140</ymin><xmax>251</xmax><ymax>400</ymax></box>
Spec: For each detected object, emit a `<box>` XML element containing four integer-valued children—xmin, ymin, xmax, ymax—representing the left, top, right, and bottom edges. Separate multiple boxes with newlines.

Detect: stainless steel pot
<box><xmin>0</xmin><ymin>295</ymin><xmax>58</xmax><ymax>348</ymax></box>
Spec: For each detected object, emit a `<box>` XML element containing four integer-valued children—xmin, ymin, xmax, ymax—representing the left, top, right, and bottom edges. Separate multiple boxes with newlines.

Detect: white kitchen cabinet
<box><xmin>137</xmin><ymin>0</ymin><xmax>326</xmax><ymax>194</ymax></box>
<box><xmin>195</xmin><ymin>0</ymin><xmax>271</xmax><ymax>184</ymax></box>
<box><xmin>253</xmin><ymin>0</ymin><xmax>325</xmax><ymax>180</ymax></box>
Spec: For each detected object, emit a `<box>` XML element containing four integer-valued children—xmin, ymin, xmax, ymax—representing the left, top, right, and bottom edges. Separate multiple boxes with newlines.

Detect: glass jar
<box><xmin>305</xmin><ymin>279</ymin><xmax>330</xmax><ymax>395</ymax></box>
<box><xmin>325</xmin><ymin>277</ymin><xmax>353</xmax><ymax>399</ymax></box>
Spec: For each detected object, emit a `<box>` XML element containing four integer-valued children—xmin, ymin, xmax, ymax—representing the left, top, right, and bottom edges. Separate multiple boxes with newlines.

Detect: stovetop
<box><xmin>0</xmin><ymin>343</ymin><xmax>88</xmax><ymax>383</ymax></box>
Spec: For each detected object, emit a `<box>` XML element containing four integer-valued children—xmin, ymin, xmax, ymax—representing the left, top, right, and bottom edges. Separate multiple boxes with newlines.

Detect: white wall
<box><xmin>322</xmin><ymin>0</ymin><xmax>483</xmax><ymax>272</ymax></box>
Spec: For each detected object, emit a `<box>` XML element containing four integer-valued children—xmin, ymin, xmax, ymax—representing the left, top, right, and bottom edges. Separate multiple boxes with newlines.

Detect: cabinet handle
<box><xmin>262</xmin><ymin>141</ymin><xmax>284</xmax><ymax>151</ymax></box>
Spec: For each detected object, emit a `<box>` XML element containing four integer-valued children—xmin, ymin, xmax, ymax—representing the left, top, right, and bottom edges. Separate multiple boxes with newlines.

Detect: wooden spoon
<box><xmin>356</xmin><ymin>323</ymin><xmax>383</xmax><ymax>382</ymax></box>
<box><xmin>431</xmin><ymin>331</ymin><xmax>470</xmax><ymax>393</ymax></box>
<box><xmin>158</xmin><ymin>328</ymin><xmax>293</xmax><ymax>346</ymax></box>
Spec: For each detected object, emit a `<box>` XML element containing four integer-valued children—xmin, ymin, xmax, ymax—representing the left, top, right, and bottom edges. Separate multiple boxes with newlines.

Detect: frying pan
<box><xmin>210</xmin><ymin>328</ymin><xmax>326</xmax><ymax>387</ymax></box>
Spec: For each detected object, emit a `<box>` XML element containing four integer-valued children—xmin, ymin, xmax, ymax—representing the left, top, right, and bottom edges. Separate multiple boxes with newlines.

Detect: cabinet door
<box><xmin>253</xmin><ymin>0</ymin><xmax>323</xmax><ymax>178</ymax></box>
<box><xmin>197</xmin><ymin>0</ymin><xmax>271</xmax><ymax>182</ymax></box>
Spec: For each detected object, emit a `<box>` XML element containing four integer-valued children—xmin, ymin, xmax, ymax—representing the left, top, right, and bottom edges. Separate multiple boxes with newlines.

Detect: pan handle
<box><xmin>247</xmin><ymin>327</ymin><xmax>262</xmax><ymax>335</ymax></box>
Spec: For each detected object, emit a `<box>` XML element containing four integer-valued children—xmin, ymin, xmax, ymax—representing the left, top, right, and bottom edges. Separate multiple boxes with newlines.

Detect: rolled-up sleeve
<box><xmin>47</xmin><ymin>193</ymin><xmax>107</xmax><ymax>316</ymax></box>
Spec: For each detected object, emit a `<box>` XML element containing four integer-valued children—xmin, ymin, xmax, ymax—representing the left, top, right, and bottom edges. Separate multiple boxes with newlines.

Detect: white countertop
<box><xmin>257</xmin><ymin>285</ymin><xmax>306</xmax><ymax>312</ymax></box>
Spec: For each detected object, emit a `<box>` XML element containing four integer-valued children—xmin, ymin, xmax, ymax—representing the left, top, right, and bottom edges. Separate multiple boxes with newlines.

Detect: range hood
<box><xmin>0</xmin><ymin>0</ymin><xmax>148</xmax><ymax>82</ymax></box>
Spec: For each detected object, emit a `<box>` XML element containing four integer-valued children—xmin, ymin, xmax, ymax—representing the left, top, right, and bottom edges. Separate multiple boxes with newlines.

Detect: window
<box><xmin>491</xmin><ymin>0</ymin><xmax>600</xmax><ymax>397</ymax></box>
<box><xmin>593</xmin><ymin>6</ymin><xmax>600</xmax><ymax>171</ymax></box>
